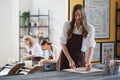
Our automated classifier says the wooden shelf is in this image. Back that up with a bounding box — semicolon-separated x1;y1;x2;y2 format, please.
30;15;49;17
29;35;37;38
30;26;49;28
20;15;49;17
20;35;49;39
29;35;49;38
38;37;49;39
20;35;37;38
20;47;26;49
20;36;23;38
20;26;29;28
20;26;49;28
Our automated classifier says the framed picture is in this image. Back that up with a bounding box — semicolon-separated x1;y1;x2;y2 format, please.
117;42;120;57
84;0;110;39
117;27;120;41
91;43;101;62
102;43;115;64
117;11;120;25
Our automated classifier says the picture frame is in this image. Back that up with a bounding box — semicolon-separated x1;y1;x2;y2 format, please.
102;42;115;64
91;43;101;62
116;42;120;57
117;27;120;41
84;0;110;39
117;11;120;25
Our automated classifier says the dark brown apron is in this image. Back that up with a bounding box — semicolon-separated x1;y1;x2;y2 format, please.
57;33;85;70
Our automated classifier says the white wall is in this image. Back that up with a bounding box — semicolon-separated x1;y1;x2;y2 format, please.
11;0;19;62
19;0;31;11
0;0;19;66
20;0;68;48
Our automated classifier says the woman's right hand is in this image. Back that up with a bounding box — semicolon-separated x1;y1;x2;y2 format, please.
61;44;76;69
69;60;76;69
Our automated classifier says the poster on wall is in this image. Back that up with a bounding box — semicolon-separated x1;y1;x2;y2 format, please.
91;43;101;62
102;43;114;64
117;42;120;57
117;12;120;25
84;0;110;39
117;27;120;41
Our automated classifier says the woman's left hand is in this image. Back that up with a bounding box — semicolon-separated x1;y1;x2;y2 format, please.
85;63;92;71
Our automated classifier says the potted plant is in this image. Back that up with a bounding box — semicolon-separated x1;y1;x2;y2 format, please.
21;11;30;28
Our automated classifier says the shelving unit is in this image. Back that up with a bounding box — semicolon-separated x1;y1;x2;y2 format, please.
116;1;120;59
19;10;50;61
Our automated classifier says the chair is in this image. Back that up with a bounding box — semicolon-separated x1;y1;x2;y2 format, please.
0;62;25;76
32;57;44;65
18;66;42;75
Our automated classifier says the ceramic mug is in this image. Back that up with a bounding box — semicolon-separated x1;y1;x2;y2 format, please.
24;60;32;68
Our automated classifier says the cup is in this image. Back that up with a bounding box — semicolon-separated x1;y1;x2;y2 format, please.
24;60;32;68
8;58;16;64
114;60;120;75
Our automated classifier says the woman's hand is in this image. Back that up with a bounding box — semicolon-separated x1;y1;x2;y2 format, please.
85;62;92;71
69;60;76;69
62;44;76;69
85;47;94;71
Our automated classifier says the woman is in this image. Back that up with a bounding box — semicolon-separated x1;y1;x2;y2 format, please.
39;39;60;65
22;35;44;63
57;4;96;71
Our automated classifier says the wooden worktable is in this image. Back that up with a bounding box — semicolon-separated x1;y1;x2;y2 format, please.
0;71;120;80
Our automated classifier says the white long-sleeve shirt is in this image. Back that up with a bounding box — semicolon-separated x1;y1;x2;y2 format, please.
43;45;61;60
26;43;44;57
60;21;96;52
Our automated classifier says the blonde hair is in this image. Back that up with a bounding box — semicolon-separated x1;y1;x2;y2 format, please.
23;35;35;48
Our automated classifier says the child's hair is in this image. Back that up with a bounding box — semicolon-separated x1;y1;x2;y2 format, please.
40;39;51;45
40;39;53;52
23;35;35;48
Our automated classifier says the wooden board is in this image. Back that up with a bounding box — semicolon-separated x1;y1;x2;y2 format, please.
63;67;103;74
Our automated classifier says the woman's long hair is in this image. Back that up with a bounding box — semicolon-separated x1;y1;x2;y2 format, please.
40;39;53;52
68;4;88;39
23;35;35;48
